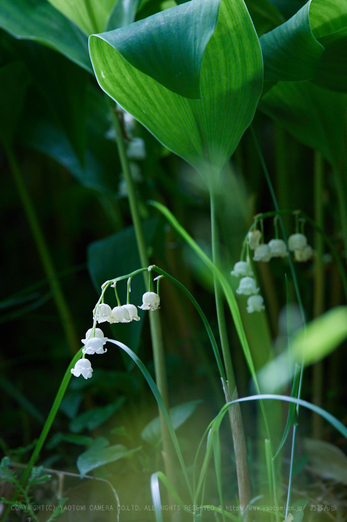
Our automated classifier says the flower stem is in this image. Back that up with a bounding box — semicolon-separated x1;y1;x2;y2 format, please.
108;100;175;487
210;190;251;517
4;143;80;356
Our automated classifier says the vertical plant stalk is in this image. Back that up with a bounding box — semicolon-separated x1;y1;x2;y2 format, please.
108;101;175;488
4;144;80;356
312;152;325;438
210;190;251;516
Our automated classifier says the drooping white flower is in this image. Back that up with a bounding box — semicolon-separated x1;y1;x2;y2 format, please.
94;303;112;323
231;261;253;278
81;328;108;345
294;245;314;262
111;305;131;323
139;292;160;311
253;244;272;262
123;304;140;321
71;358;93;379
288;233;308;251
248;230;262;250
246;295;265;313
82;338;107;355
236;277;259;296
268;239;288;258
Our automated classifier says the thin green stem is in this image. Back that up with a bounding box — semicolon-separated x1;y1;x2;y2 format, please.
4;144;80;357
108;100;174;489
210;190;251;516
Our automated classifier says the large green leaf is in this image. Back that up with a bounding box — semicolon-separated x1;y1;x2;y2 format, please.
0;0;91;73
89;0;263;178
47;0;118;35
260;81;347;170
141;400;202;445
260;0;347;90
77;436;140;478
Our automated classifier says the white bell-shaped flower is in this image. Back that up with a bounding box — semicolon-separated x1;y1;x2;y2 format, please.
111;305;131;323
94;303;112;323
231;261;253;278
81;328;108;345
71;358;93;379
288;233;308;251
82;338;107;355
248;230;262;250
123;304;140;321
294;245;314;262
253;244;272;262
139;292;160;311
236;277;259;296
268;239;288;258
247;295;265;313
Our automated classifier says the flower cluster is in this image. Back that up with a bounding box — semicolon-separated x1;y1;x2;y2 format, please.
71;291;160;379
249;230;288;262
248;228;313;263
231;260;265;314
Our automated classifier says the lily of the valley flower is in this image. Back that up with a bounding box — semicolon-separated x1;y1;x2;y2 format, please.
83;338;107;355
71;358;93;379
94;303;112;323
288;233;307;251
247;295;265;313
82;327;108;355
294;244;314;262
111;304;140;323
139;291;160;311
268;239;288;258
236;277;259;296
248;230;262;250
82;328;108;344
253;244;272;262
231;261;253;278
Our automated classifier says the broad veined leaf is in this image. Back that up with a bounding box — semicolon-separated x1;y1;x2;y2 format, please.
261;0;347;90
47;0;118;35
89;0;263;179
0;0;91;73
69;398;125;433
141;400;202;445
260;81;347;170
77;436;140;477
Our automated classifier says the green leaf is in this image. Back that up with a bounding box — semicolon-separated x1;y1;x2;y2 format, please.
77;436;139;478
141;400;202;445
0;0;91;73
260;0;347;89
0;61;30;147
106;0;141;30
69;398;125;433
89;0;263;176
93;0;221;100
260;82;347;170
20;84;120;193
47;0;118;34
245;0;285;36
260;2;324;81
20;43;89;166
